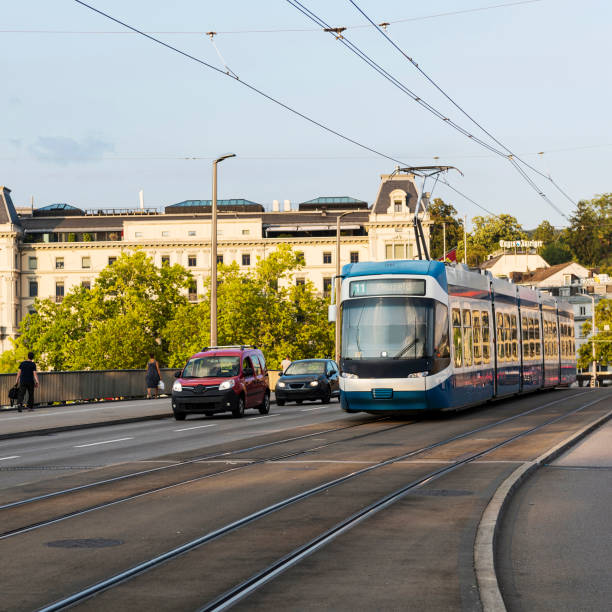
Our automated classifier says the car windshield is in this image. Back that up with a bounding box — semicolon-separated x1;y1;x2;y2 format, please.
341;297;437;360
182;356;239;378
284;361;325;375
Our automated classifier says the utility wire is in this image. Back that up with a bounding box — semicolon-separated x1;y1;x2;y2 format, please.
286;0;569;220
71;1;505;221
347;0;576;210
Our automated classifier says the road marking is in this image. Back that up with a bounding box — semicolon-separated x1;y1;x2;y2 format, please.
0;456;20;461
74;437;134;448
174;424;217;432
248;414;280;421
300;406;327;411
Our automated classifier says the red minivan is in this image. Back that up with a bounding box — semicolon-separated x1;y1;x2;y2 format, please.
171;345;269;420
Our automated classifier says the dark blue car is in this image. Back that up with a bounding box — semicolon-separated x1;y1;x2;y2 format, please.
275;359;339;406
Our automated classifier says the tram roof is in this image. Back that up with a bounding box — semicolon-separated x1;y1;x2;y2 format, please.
341;259;448;289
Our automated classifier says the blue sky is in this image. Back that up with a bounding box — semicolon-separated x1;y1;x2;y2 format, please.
2;0;611;228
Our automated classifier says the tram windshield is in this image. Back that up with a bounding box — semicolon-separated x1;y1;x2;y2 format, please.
341;297;448;360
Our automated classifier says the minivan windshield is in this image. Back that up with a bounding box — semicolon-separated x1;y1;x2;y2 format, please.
284;361;325;375
182;356;239;378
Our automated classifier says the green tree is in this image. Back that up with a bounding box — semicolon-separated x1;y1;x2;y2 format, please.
458;214;527;266
427;197;464;259
564;194;612;267
532;220;556;244
578;298;612;370
540;242;573;266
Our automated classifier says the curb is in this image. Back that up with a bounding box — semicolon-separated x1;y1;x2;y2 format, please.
474;407;612;612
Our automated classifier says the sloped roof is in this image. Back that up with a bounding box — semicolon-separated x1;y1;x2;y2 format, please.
371;175;419;214
0;186;22;226
166;199;260;208
481;255;503;269
522;262;576;283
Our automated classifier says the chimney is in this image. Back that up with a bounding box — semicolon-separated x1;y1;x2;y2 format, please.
283;199;291;212
272;199;280;212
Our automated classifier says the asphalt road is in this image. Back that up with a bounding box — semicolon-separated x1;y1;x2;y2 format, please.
0;399;353;489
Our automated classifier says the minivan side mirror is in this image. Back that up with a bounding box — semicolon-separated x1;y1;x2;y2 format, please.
174;371;182;378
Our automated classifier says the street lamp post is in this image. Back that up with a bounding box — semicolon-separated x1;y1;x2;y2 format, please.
335;211;357;363
590;295;597;387
210;153;236;347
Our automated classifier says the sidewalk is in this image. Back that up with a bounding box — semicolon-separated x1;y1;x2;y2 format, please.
0;398;173;440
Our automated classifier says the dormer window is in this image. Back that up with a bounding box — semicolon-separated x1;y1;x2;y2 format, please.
394;200;402;213
387;189;407;214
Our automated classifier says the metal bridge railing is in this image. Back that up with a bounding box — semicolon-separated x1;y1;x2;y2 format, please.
0;369;177;408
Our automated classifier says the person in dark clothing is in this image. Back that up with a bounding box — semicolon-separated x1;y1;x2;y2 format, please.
16;352;40;412
146;353;162;398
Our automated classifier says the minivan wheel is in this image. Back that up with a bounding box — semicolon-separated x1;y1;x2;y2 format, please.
173;410;186;421
232;396;245;418
258;393;270;415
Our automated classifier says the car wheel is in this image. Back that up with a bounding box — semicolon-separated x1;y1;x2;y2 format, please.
173;410;186;421
205;411;214;417
276;400;285;406
258;393;270;415
321;387;331;404
296;400;303;405
232;396;245;418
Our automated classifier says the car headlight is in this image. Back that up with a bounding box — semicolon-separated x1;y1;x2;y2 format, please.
309;380;319;387
341;372;359;379
407;371;429;378
172;381;182;392
277;381;286;388
219;379;235;391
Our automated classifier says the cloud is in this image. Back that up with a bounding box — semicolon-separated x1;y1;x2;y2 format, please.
29;136;114;165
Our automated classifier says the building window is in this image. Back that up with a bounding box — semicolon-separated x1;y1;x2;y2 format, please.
29;281;38;297
188;282;197;302
323;252;332;265
55;282;64;303
296;278;305;286
161;255;170;266
188;255;197;267
135;232;143;238
108;256;117;266
350;251;359;263
563;274;572;286
242;253;251;266
217;254;223;265
579;306;586;316
28;256;38;270
188;230;196;237
55;257;64;269
162;231;169;237
296;251;305;264
81;280;91;290
82;256;91;269
323;277;332;296
242;229;250;235
394;200;402;212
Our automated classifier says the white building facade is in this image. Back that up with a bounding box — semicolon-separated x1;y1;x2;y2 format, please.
0;171;431;353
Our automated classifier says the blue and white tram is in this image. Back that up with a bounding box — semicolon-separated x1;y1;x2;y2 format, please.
332;260;576;414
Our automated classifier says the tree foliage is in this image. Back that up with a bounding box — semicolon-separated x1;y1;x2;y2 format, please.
427;198;464;259
163;244;333;369
563;194;612;267
458;214;527;266
540;242;573;266
578;298;612;370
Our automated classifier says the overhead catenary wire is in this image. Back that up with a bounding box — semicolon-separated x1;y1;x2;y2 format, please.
71;1;506;221
346;0;576;209
285;0;569;220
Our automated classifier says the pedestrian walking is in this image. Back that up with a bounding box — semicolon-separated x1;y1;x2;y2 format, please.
280;356;292;373
146;353;162;398
16;352;39;412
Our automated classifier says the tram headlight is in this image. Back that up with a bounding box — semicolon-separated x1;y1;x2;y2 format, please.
341;372;359;379
407;371;429;378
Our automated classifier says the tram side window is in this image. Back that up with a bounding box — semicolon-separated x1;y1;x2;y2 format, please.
481;311;491;364
452;308;462;368
525;317;533;359
472;310;482;365
434;302;450;359
511;314;518;360
521;316;528;342
462;309;473;367
534;317;541;357
497;312;505;362
503;313;511;361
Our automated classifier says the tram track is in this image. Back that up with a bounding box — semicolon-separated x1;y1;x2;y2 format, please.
29;389;610;611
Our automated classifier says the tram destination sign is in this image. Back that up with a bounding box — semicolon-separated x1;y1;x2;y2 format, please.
499;239;543;248
349;278;426;297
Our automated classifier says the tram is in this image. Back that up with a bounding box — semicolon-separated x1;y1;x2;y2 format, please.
330;260;576;414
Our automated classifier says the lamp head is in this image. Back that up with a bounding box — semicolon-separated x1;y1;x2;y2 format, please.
215;153;236;164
